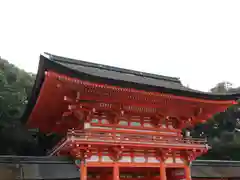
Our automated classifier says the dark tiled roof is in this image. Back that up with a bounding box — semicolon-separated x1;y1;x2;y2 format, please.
45;53;240;98
38;53;240;100
192;166;222;178
192;160;240;178
0;156;240;179
46;53;185;90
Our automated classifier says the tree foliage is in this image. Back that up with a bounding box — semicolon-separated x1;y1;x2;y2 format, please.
0;57;38;155
193;82;240;160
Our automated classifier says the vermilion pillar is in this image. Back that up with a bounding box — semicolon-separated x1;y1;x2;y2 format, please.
80;160;87;180
160;161;167;180
184;165;191;180
113;164;119;180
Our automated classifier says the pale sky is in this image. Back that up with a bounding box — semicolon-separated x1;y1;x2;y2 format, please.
0;0;240;92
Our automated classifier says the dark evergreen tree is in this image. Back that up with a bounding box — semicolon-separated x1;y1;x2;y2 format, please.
0;57;37;155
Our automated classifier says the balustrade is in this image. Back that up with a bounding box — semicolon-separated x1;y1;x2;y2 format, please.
67;130;207;147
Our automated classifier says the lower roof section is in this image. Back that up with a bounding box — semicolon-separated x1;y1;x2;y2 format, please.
0;156;239;179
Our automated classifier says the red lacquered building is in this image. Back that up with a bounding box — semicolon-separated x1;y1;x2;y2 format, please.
24;53;239;180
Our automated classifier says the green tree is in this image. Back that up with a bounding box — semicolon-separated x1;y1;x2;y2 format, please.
194;81;240;160
0;57;37;155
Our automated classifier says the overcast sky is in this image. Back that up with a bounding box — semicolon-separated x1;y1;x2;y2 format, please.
0;0;240;92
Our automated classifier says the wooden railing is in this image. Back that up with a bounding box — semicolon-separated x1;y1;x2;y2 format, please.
66;130;207;147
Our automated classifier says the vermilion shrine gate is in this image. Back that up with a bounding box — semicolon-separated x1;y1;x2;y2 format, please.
24;53;239;180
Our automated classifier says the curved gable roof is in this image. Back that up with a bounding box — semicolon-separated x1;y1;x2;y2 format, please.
22;53;240;123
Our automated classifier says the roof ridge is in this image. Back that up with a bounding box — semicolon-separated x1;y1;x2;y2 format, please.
44;52;182;84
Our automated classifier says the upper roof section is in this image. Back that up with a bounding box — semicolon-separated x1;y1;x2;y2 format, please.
42;53;189;93
35;53;239;100
22;53;239;131
45;53;182;88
